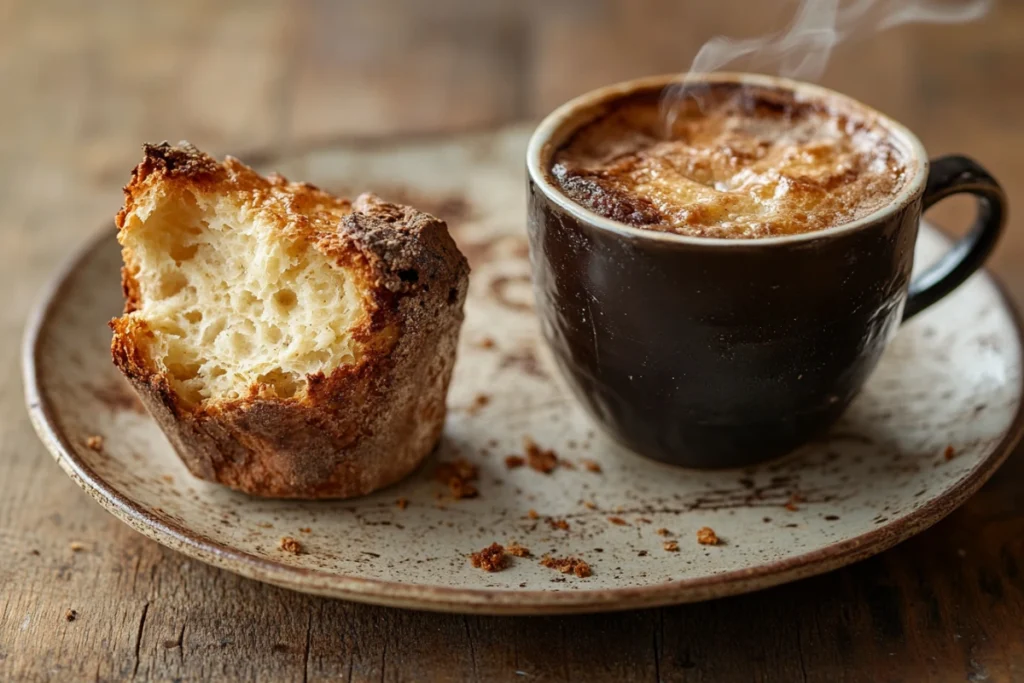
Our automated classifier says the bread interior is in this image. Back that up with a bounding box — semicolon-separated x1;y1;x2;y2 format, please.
120;190;366;405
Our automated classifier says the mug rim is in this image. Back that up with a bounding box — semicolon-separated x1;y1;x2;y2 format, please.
526;72;930;247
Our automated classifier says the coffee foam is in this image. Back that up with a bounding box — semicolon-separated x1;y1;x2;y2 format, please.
551;85;909;239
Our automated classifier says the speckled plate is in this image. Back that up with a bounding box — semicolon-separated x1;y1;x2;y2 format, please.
23;127;1024;614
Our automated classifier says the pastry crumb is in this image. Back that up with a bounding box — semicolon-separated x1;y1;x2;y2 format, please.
65;609;78;622
548;518;570;531
607;516;628;526
504;455;526;469
581;459;602;473
69;542;86;553
524;437;559;473
478;337;496;349
784;493;805;511
656;528;673;537
696;527;720;546
436;458;479;500
637;517;652;524
467;393;490;415
396;497;409;510
280;537;302;554
448;478;479;500
527;509;539;520
470;543;507;572
944;445;956;461
435;458;478;483
541;555;591;578
85;435;104;452
298;527;312;534
582;501;597;510
663;541;680;552
506;542;531;558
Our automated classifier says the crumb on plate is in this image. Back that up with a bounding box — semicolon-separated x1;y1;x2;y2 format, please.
696;527;719;545
280;537;302;554
470;543;507;572
504;455;525;469
524;438;558;473
541;555;591;578
506;542;531;558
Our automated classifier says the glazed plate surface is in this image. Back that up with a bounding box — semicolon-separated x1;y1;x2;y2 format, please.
23;127;1024;614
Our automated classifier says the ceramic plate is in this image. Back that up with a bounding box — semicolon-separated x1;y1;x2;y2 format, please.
23;127;1024;614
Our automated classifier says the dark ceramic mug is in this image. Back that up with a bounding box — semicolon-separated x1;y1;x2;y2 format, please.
526;73;1007;468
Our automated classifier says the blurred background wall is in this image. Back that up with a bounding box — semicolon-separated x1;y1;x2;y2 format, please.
2;0;1021;295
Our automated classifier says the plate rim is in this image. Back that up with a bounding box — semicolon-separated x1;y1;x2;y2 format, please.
23;222;1024;616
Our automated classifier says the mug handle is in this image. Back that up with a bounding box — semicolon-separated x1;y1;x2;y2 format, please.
903;155;1007;320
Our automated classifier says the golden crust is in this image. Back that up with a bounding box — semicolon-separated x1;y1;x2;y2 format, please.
111;142;470;499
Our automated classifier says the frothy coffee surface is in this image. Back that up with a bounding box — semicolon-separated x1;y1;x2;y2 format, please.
551;85;909;238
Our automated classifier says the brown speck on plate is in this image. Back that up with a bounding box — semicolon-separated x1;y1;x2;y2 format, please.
22;128;1024;615
65;609;78;622
467;393;490;415
663;541;680;552
85;435;103;452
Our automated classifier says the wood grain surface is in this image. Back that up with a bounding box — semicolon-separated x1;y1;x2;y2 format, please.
2;1;1022;680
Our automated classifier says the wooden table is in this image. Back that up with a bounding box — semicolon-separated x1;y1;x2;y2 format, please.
2;1;1023;680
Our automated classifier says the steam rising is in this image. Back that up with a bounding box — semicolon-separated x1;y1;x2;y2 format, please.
662;0;992;123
